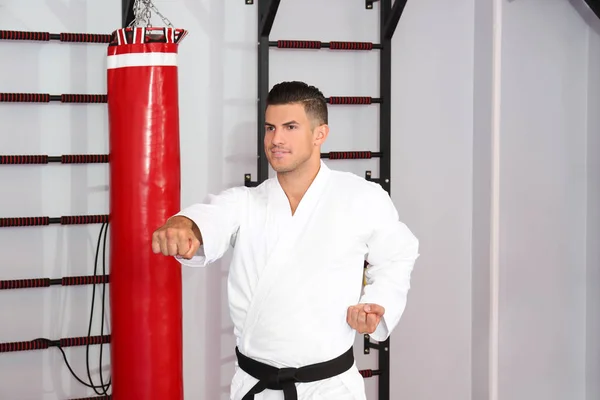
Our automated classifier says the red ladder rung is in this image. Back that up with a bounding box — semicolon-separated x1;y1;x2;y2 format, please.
270;40;380;50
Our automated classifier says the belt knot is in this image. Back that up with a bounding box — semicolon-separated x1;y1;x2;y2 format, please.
272;367;298;387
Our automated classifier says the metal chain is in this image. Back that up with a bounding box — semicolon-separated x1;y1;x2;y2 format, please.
129;0;173;28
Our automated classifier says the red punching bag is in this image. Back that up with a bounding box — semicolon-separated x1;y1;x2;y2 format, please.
107;26;188;399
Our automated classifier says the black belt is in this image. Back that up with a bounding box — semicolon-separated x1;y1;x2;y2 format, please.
235;346;354;400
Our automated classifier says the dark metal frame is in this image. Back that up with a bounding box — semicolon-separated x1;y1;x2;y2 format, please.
585;0;600;19
122;0;136;27
245;1;408;399
379;0;392;195
256;0;281;183
368;6;393;392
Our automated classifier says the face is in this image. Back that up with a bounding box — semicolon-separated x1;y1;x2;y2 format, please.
264;103;328;174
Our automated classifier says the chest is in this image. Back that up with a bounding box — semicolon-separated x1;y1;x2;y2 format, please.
238;192;371;263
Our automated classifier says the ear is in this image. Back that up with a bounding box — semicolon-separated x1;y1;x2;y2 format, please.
313;124;329;146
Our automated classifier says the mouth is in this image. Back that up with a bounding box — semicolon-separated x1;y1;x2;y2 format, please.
270;149;289;158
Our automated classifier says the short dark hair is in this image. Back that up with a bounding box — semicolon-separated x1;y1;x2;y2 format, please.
266;81;328;126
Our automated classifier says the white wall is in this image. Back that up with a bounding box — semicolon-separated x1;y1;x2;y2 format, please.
0;0;599;400
472;0;494;398
496;1;589;399
581;2;600;399
388;0;475;398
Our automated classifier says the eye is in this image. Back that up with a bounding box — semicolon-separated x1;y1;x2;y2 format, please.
287;125;297;130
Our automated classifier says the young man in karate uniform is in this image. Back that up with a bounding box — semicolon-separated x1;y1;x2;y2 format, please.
152;81;419;400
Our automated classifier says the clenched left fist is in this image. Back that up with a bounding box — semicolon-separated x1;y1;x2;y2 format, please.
346;303;385;334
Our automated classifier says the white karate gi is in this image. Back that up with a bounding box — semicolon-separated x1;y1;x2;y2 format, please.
175;161;419;400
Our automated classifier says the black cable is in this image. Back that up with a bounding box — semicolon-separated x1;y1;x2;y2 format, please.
98;222;109;391
51;222;111;394
86;222;102;388
28;337;108;390
58;344;110;390
85;222;111;395
86;222;103;392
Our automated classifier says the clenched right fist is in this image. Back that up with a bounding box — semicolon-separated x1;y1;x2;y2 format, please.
152;216;202;260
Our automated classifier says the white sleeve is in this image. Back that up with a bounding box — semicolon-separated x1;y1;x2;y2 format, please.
173;186;247;268
359;186;420;342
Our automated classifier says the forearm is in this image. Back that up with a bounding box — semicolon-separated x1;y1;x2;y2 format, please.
359;259;415;340
173;188;245;266
361;223;419;341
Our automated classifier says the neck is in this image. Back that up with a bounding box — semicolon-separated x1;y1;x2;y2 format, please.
277;157;321;201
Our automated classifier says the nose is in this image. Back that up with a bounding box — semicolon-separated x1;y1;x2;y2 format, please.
270;127;285;146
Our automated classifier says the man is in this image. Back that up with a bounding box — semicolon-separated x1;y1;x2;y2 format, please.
152;81;419;400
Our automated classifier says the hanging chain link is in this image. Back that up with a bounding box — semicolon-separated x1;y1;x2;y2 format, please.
129;0;173;28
